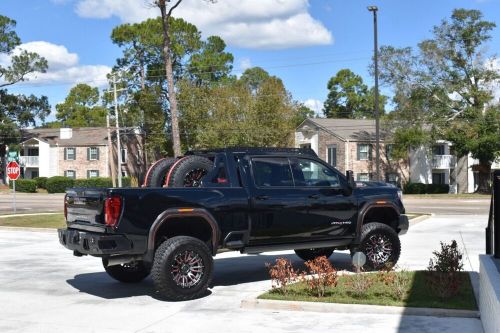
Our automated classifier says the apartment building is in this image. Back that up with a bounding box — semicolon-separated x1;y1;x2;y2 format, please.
17;127;146;182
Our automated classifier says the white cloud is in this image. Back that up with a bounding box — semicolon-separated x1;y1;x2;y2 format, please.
239;58;252;71
0;41;111;87
72;0;333;49
303;98;323;116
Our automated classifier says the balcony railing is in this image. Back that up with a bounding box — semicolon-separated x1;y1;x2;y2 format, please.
19;156;39;167
432;155;456;169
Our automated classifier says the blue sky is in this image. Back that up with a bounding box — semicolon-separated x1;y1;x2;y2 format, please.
1;0;499;122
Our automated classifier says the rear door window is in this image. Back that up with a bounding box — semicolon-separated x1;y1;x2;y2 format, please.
252;157;293;187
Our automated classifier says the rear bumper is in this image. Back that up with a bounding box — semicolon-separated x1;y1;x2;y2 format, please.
58;228;133;256
398;214;409;235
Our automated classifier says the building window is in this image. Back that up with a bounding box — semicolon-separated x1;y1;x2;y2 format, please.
87;170;99;178
433;144;445;155
64;170;76;179
300;143;311;150
65;147;76;160
386;173;400;187
386;144;394;160
357;144;372;161
88;147;99;160
327;145;337;167
121;148;127;164
432;172;446;185
357;173;371;181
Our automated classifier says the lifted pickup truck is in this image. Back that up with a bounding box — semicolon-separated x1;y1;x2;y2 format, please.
58;148;408;301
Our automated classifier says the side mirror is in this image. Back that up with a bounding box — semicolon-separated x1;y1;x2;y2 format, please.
346;170;356;189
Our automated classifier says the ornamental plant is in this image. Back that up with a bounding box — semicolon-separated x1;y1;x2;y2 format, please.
426;240;464;299
266;258;298;295
302;256;338;297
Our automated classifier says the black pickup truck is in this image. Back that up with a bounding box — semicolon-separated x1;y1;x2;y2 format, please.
58;148;408;301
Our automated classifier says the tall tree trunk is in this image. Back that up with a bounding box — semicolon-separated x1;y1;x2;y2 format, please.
157;0;182;157
475;162;492;194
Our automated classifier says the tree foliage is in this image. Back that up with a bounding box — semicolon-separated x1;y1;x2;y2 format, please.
0;15;50;148
378;9;499;191
323;69;386;119
178;68;301;149
0;15;48;88
111;16;234;159
55;84;107;127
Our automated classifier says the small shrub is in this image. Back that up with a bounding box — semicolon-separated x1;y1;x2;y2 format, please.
426;240;464;299
266;258;298;295
403;182;449;194
33;177;48;189
345;270;373;298
302;256;338;297
377;267;412;301
9;179;37;193
46;176;75;193
73;177;113;188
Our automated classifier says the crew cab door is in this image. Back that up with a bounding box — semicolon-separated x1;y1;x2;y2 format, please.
246;156;310;245
290;157;358;238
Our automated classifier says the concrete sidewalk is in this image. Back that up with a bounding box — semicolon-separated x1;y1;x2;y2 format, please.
0;214;487;333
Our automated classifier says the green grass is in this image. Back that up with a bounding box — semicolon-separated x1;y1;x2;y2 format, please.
259;271;477;310
0;214;66;229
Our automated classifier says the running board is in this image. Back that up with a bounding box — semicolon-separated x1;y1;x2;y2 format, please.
241;239;353;254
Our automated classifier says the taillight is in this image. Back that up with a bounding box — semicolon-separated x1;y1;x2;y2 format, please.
64;194;68;220
105;196;122;227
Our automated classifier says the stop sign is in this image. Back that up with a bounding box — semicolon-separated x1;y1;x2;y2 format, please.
7;161;20;181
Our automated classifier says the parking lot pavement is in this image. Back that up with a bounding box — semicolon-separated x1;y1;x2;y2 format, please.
0;214;488;333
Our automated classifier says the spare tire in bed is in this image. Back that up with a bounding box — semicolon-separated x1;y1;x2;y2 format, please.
143;157;177;187
165;155;213;188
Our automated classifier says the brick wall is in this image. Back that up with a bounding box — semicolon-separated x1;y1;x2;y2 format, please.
317;128;409;184
58;146;109;179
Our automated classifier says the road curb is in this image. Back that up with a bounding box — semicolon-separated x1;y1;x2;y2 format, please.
241;298;480;318
408;213;433;226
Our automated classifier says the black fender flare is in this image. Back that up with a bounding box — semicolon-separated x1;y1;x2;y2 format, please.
144;208;221;264
354;200;400;244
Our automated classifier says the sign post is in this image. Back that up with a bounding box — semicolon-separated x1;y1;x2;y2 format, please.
7;161;20;214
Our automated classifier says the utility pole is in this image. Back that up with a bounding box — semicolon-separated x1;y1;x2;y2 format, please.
368;5;381;181
106;112;116;187
113;74;123;187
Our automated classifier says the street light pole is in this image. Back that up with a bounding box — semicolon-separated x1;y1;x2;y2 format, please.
368;5;381;181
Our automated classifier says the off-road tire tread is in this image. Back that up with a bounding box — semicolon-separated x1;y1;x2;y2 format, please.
152;236;213;301
144;157;177;187
360;222;401;270
167;156;213;188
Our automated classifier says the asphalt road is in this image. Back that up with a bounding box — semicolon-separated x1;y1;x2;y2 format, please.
403;196;490;216
0;192;65;215
0;213;487;333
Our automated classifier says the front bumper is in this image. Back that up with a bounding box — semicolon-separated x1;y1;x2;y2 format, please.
398;214;409;235
58;228;133;256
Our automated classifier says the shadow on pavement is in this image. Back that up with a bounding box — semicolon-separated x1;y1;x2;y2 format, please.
66;251;353;300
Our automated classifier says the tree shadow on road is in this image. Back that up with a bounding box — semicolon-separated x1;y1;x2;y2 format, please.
66;251;353;300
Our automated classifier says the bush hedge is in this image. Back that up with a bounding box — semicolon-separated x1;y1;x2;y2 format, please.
46;176;75;193
9;179;37;193
403;182;449;194
33;177;48;189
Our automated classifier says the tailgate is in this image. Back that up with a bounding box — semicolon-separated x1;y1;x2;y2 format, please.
65;188;108;230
